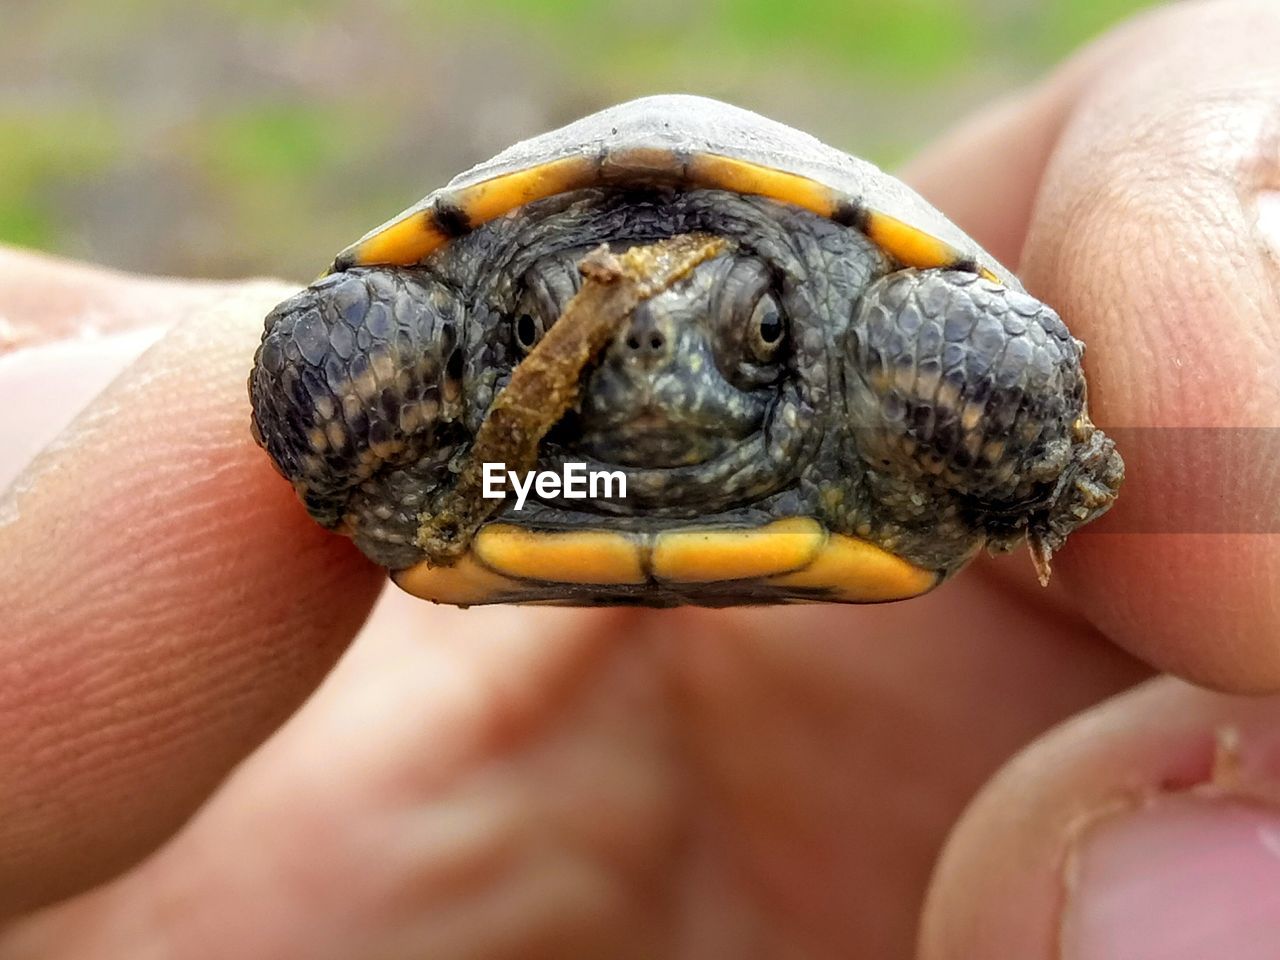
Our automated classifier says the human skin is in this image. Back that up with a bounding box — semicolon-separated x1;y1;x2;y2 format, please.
1;1;1278;957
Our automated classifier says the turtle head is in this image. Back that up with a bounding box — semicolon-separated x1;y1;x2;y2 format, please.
465;191;866;520
516;246;787;471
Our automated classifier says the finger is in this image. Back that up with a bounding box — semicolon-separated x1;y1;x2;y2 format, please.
0;249;167;488
0;246;291;489
898;9;1133;267
918;676;1280;959
0;325;161;489
0;267;383;916
0;246;234;350
903;0;1280;691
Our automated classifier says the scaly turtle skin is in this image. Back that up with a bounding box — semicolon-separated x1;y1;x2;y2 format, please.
248;95;1122;607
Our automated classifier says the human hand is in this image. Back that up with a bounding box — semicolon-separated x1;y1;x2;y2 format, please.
2;2;1278;957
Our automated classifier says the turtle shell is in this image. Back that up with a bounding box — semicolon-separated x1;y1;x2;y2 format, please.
249;95;1119;607
330;94;1018;289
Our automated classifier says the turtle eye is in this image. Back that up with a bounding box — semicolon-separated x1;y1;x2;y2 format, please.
512;256;580;356
511;287;554;356
514;310;544;353
746;293;786;363
711;259;787;389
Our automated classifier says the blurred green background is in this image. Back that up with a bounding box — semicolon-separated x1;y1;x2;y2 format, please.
1;0;1152;281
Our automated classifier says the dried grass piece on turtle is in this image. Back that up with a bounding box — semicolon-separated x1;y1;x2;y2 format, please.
416;233;728;564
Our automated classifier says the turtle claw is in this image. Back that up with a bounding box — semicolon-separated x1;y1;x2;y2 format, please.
1028;534;1054;586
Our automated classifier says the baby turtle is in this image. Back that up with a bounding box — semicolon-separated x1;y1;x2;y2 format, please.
249;95;1122;606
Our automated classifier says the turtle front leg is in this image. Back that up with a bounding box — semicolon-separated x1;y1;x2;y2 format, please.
249;268;469;568
843;268;1122;577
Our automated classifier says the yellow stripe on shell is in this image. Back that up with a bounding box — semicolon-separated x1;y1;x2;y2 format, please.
341;156;597;268
862;209;970;272
769;532;937;602
651;517;825;582
339;149;998;284
473;524;646;585
345;213;450;269
392;552;522;606
451;155;597;227
685;153;839;218
392;518;937;604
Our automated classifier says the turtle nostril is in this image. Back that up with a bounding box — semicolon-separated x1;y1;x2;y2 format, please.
617;312;669;363
622;331;665;354
623;330;666;355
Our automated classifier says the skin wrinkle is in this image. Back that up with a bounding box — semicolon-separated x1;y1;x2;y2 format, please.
916;0;1280;942
661;630;830;954
911;1;1280;943
0;328;168;484
6;554;335;876
0;547;1146;957
678;605;985;955
497;646;682;952
1245;135;1280;313
919;682;1265;960
349;612;626;801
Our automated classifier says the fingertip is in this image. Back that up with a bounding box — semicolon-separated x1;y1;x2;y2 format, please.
919;679;1280;960
1016;1;1280;690
0;277;383;914
907;0;1280;691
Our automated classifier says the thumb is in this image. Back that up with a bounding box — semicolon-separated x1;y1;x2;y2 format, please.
905;0;1280;692
919;677;1280;959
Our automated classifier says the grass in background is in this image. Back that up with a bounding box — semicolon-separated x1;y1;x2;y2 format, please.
0;0;1153;278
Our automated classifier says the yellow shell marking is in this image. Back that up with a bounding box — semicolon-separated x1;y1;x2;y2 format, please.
473;525;645;585
339;156;595;268
452;155;597;227
651;517;825;582
770;532;937;602
339;149;1000;285
392;552;521;606
685;154;840;218
346;213;449;269
862;209;1000;281
392;518;937;604
863;210;961;271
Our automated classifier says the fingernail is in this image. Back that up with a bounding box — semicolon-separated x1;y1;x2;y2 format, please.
0;327;166;490
1063;795;1280;959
